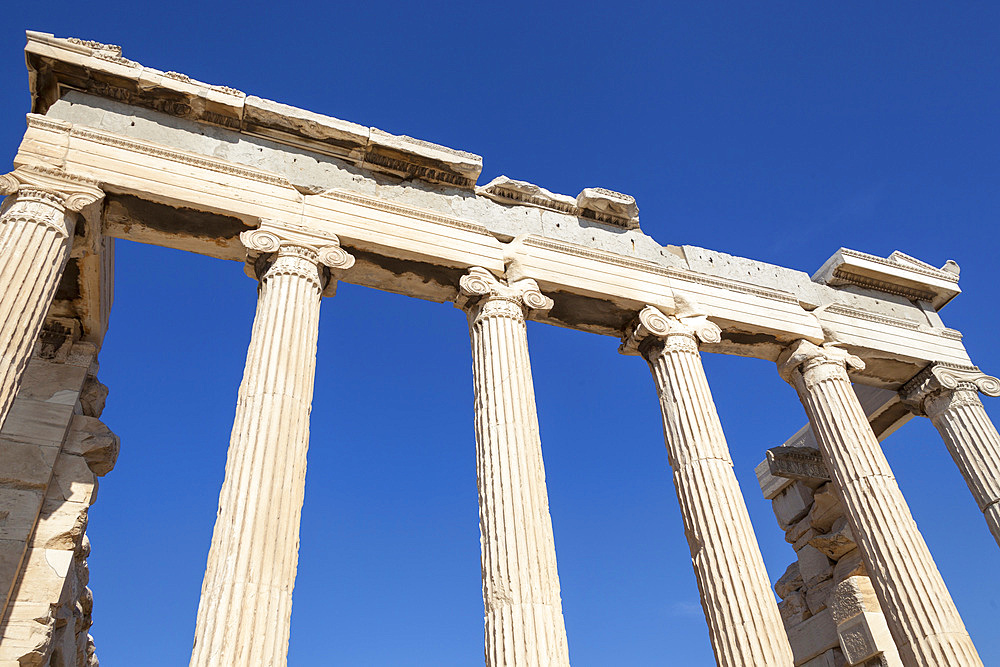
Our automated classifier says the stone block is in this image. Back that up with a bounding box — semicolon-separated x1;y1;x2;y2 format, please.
575;187;640;228
779;590;810;627
806;578;834;615
0;488;45;541
243;95;369;158
34;318;80;363
775;561;803;599
809;519;856;560
64;416;119;476
0;440;60;488
0;399;74;447
0;599;53;663
1;537;26;603
787;515;815;544
774;482;814;529
767;445;830;484
833;549;866;582
797;544;834;588
794;527;821;552
13;548;74;604
808;483;843;532
787;608;839;665
837;612;897;665
32;498;88;551
757;458;793;499
14;361;88;404
800;648;847;667
830;576;880;624
50;455;97;505
78;378;108;418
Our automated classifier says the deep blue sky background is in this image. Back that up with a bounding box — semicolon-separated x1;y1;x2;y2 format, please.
2;3;999;665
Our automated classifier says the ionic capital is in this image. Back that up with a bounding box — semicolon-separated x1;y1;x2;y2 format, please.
619;305;721;357
456;266;553;322
777;339;865;389
240;219;355;284
0;165;104;215
899;363;1000;416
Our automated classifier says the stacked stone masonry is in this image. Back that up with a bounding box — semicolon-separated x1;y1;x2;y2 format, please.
1;31;999;666
0;321;117;667
760;471;903;666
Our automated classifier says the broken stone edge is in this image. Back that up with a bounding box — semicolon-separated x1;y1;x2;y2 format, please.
25;31;483;189
476;176;640;230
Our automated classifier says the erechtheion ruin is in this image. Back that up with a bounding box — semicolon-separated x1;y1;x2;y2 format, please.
1;32;998;667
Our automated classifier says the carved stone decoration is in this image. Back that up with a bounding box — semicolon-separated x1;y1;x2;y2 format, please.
901;363;1000;547
831;577;904;666
190;221;353;667
474;177;641;229
457;265;554;318
0;166;103;429
240;218;355;288
620;305;795;667
575;187;640;228
767;446;831;484
456;267;570;667
618;304;721;356
778;339;983;667
475;175;579;215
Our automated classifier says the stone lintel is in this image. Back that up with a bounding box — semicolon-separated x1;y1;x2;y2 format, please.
17;40;981;382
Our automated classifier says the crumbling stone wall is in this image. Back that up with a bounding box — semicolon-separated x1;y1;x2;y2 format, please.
0;321;118;666
759;455;902;666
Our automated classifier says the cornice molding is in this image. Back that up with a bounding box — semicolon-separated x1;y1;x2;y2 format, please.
477;177;640;230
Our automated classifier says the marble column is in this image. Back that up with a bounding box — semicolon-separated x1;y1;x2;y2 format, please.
457;266;570;667
621;306;794;667
778;340;982;667
0;167;102;428
900;363;1000;547
190;220;354;667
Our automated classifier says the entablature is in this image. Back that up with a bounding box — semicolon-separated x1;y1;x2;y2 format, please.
8;32;979;386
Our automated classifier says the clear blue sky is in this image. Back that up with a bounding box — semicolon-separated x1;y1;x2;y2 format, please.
2;3;999;664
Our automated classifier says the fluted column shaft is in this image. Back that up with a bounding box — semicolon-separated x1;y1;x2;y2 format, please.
191;222;353;667
901;364;1000;548
779;341;981;667
623;306;793;667
0;169;102;428
459;267;570;667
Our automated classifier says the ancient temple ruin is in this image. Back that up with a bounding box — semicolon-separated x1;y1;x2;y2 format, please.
1;32;998;667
